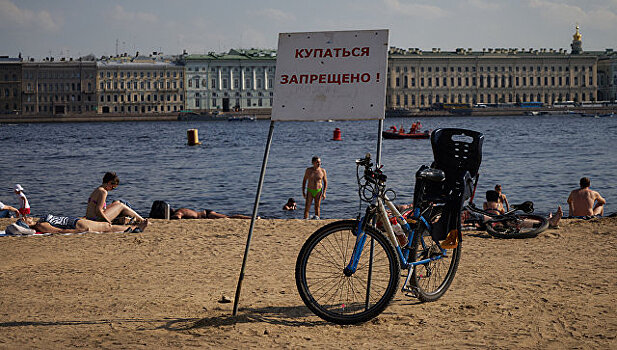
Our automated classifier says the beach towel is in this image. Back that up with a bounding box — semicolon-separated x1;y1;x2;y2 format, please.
4;223;37;235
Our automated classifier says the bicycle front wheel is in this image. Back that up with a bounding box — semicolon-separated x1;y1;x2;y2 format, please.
486;214;549;238
409;207;461;302
295;220;400;325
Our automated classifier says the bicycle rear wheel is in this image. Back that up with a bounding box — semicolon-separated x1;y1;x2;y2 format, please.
409;207;461;302
295;220;400;325
486;214;548;238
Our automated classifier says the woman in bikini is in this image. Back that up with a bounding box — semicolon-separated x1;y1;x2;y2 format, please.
86;172;144;224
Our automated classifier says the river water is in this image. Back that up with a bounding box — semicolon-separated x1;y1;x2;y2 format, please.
1;114;615;219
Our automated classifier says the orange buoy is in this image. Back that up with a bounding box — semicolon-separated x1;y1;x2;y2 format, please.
187;129;201;145
332;128;342;141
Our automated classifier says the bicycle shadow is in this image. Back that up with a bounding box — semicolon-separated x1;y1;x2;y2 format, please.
463;230;492;239
0;305;326;332
162;305;327;331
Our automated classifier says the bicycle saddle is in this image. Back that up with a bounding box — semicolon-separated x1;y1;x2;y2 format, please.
511;201;534;213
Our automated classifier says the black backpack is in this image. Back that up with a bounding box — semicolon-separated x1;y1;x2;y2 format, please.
149;200;170;219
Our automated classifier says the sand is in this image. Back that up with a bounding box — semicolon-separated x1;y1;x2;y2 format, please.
1;216;616;349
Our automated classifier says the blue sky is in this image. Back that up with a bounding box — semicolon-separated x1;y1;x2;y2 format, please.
1;0;616;59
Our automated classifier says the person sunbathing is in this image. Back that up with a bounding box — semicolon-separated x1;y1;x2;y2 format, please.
18;215;148;234
170;207;251;219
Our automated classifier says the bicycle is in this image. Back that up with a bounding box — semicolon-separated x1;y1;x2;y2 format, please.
295;128;484;324
464;200;549;239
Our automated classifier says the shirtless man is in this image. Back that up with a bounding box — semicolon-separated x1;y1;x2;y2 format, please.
567;177;606;217
302;156;328;219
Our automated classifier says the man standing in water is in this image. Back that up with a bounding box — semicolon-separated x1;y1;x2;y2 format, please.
567;177;606;217
302;156;328;220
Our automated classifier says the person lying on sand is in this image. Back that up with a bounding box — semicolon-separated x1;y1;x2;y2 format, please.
170;208;251;220
18;215;148;234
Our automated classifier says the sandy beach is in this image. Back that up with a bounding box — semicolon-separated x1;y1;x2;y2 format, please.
1;216;615;349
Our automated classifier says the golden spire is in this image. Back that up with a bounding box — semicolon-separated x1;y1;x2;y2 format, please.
573;25;582;41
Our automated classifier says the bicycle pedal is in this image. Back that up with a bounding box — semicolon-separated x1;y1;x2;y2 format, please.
401;286;419;299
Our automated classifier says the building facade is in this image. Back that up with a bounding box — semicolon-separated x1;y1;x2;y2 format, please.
21;59;97;115
0;56;23;114
183;49;276;112
386;27;597;108
96;55;184;114
597;49;617;102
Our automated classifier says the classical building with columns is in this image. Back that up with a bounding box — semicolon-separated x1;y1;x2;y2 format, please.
386;26;598;108
183;49;276;112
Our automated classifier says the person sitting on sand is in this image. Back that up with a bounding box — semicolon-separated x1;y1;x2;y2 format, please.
170;207;251;220
484;190;505;215
18;215;148;234
86;172;145;224
567;177;606;217
283;198;297;211
494;184;510;212
0;200;21;218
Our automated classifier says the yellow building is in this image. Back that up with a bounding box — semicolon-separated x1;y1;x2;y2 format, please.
386;26;597;108
96;54;184;114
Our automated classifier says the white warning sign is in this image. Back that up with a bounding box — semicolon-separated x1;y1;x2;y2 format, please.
271;29;389;121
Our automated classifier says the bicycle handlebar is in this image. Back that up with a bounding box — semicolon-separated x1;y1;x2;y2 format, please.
356;153;388;202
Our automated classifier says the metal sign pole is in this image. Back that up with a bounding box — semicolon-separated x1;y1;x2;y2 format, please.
233;120;276;316
376;118;384;166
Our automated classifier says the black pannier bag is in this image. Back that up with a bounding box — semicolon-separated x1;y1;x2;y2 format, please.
149;200;170;219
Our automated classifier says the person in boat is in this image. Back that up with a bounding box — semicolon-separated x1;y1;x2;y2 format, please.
16;215;148;234
494;184;510;211
86;172;145;224
170;207;251;219
567;177;606;217
387;125;398;133
302;156;328;220
409;121;422;133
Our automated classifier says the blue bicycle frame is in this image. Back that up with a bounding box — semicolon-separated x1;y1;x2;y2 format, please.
346;194;448;278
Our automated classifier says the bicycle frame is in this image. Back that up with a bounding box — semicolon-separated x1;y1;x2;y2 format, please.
346;192;448;275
